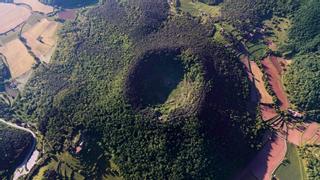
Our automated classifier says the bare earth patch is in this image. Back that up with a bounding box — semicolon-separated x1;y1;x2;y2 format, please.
262;56;290;110
14;0;53;14
0;3;31;34
250;61;274;104
0;39;35;78
22;19;60;63
260;104;278;121
58;9;77;20
287;126;303;146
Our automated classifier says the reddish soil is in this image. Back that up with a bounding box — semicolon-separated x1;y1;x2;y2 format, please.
238;133;286;180
287;127;302;146
240;56;253;80
269;56;283;74
58;9;76;20
286;122;320;146
261;56;289;110
301;123;320;144
260;104;277;121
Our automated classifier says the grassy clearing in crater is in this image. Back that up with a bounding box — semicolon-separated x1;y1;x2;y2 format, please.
126;50;184;108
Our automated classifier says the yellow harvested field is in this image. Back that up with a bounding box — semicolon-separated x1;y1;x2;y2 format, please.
14;0;53;14
22;19;60;63
250;61;274;104
0;39;35;78
0;3;31;34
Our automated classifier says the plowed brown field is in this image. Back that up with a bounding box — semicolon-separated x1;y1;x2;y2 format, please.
14;0;53;14
0;3;31;34
22;19;60;63
0;39;35;78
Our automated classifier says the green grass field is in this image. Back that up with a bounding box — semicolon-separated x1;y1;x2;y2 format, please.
179;0;221;17
33;153;85;180
264;16;291;50
246;40;268;61
274;143;307;180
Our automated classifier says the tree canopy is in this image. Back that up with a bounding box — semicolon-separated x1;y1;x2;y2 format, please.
284;54;320;114
0;123;33;177
287;0;320;53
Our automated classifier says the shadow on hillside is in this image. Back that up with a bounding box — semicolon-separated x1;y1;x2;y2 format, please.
237;132;282;180
56;0;98;9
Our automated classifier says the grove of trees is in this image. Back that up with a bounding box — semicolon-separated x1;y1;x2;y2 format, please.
284;54;320;121
0;57;10;92
0;123;33;178
286;0;320;53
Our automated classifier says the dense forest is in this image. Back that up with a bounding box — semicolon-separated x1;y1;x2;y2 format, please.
284;54;320;120
14;0;265;178
221;0;301;32
198;0;223;5
286;0;320;54
299;145;320;180
0;123;33;178
39;0;98;8
0;57;10;92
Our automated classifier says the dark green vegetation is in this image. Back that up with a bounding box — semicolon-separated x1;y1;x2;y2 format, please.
0;97;12;119
284;54;320;121
0;123;33;178
275;143;306;180
0;0;13;3
39;0;98;8
14;0;265;179
198;0;223;5
221;0;300;33
125;50;185;108
286;0;320;54
299;145;320;180
0;56;10;92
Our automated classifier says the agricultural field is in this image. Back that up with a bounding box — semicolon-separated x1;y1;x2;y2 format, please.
0;3;31;34
178;0;221;17
58;9;77;20
275;143;306;180
0;39;35;79
264;16;291;51
14;0;54;14
262;56;290;110
33;153;85;180
22;18;60;63
250;61;273;104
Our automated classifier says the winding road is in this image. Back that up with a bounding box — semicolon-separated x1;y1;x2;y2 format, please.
0;118;39;180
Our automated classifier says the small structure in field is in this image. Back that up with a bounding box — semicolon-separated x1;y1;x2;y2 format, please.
288;109;303;119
